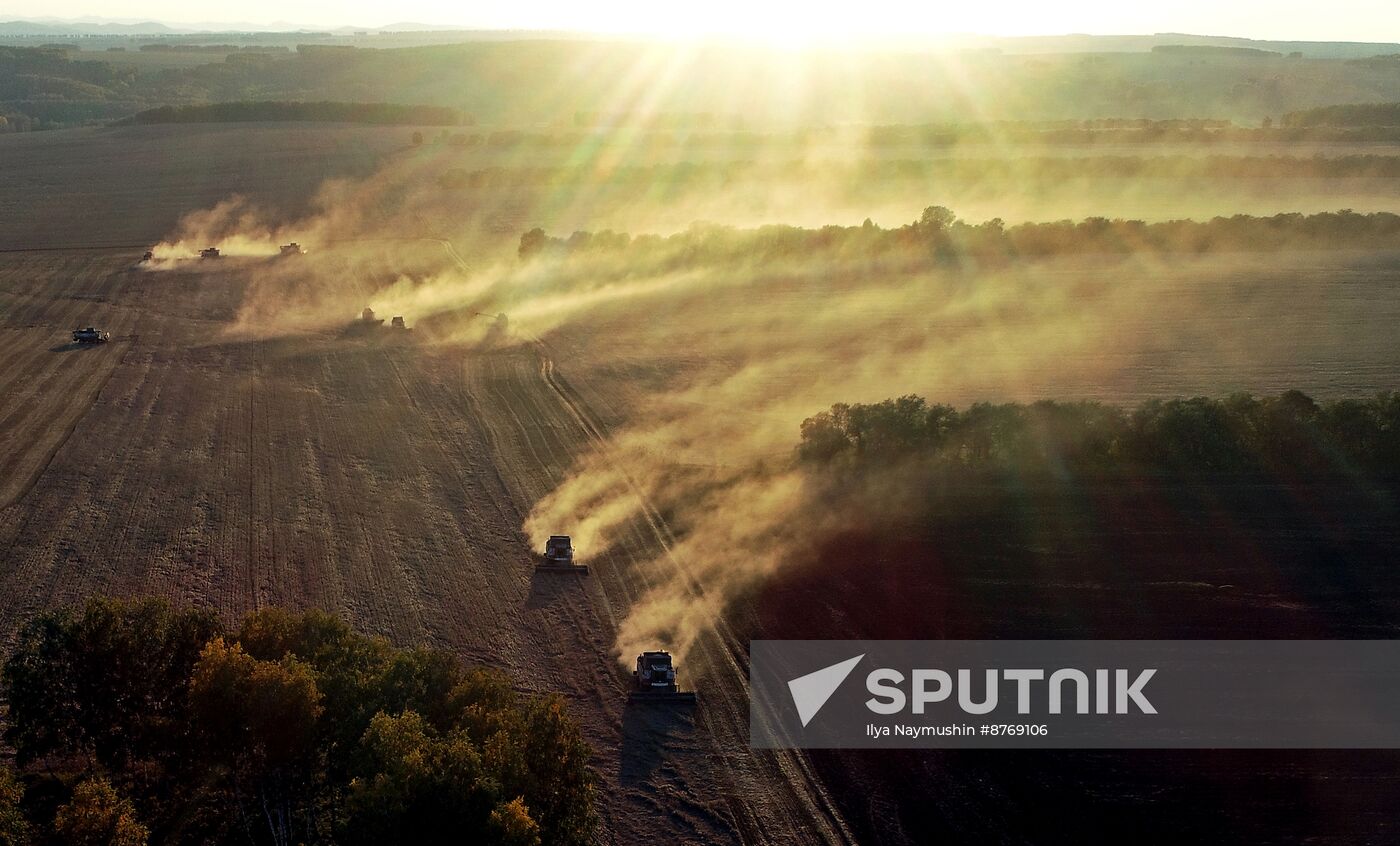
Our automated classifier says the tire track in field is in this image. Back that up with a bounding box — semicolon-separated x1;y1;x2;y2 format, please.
531;341;856;846
0;255;135;511
424;236;852;845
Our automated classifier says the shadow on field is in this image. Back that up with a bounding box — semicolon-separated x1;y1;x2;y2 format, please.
525;570;588;609
755;477;1400;844
49;342;103;353
619;697;697;786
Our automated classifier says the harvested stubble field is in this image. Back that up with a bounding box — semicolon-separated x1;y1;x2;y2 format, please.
6;122;1400;845
0;246;853;845
6;242;1400;843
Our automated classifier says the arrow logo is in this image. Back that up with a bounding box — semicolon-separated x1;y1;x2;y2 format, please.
787;654;865;727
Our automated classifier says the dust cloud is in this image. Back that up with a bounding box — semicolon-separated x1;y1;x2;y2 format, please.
150;141;1337;669
517;251;1188;665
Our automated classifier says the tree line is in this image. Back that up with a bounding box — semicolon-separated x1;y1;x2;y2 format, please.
443;154;1400;192
518;207;1400;265
797;391;1400;479
432;123;1400;153
119;100;464;127
1282;103;1400;128
7;39;1400;132
0;599;594;845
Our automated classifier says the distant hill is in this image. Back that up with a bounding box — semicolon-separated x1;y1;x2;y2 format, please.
0;20;179;36
0;20;1398;58
4;35;1400;131
951;32;1400;59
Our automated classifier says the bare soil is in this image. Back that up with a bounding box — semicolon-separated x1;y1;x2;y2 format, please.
0;250;858;844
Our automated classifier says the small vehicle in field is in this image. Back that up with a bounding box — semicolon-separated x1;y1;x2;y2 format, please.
72;327;110;344
142;250;154;262
630;651;697;702
200;247;221;259
537;534;587;573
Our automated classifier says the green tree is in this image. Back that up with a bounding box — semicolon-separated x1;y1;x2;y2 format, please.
508;696;596;845
0;766;28;846
341;711;495;845
188;639;324;845
1;602;597;845
918;205;956;232
53;778;148;846
2;598;221;770
488;797;541;846
518;228;548;259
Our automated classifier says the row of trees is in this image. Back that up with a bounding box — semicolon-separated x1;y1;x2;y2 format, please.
0;599;594;845
120;100;465;126
519;207;1400;264
797;391;1400;479
1282;102;1400;128
447;153;1400;192
434;123;1400;152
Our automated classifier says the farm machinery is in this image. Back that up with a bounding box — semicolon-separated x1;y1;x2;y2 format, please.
72;327;110;344
537;535;587;574
629;651;697;703
279;242;306;256
344;308;415;338
200;247;221;259
474;311;509;330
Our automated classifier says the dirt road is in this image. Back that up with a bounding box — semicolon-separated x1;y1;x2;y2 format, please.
0;249;851;845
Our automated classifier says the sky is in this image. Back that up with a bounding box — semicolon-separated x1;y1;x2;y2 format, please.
0;0;1397;43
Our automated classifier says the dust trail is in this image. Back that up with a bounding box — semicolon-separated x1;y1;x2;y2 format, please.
517;247;1194;665
149;151;1256;668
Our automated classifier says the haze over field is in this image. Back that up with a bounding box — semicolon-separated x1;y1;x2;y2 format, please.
6;1;1400;41
123;143;1400;669
3;8;1400;844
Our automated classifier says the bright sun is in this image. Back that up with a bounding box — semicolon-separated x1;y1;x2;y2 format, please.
547;1;1086;46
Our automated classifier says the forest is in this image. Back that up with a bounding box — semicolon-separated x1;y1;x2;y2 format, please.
796;391;1400;479
119;101;465;126
0;599;594;846
517;208;1400;266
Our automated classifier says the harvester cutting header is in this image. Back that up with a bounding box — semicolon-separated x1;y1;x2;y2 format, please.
537;535;588;574
631;651;697;703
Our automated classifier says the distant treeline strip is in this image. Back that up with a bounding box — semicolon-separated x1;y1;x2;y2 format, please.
116;100;465;127
442;154;1400;190
1151;44;1283;57
519;207;1400;264
1283;103;1400;128
798;391;1400;480
422;123;1400;151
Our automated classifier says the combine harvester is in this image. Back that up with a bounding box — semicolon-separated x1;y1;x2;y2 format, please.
280;242;306;257
72;327;110;344
200;247;221;260
537;535;587;574
630;651;698;703
347;307;385;332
